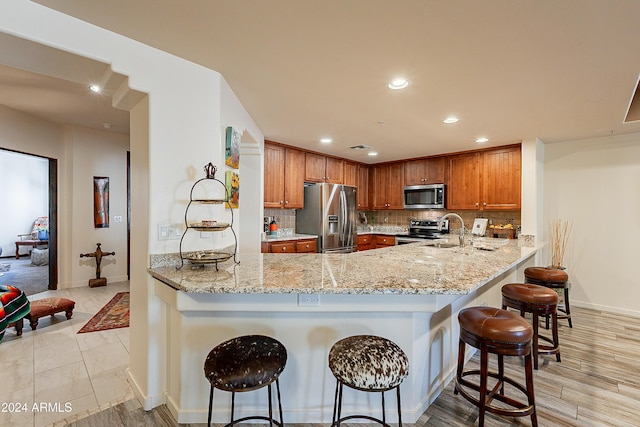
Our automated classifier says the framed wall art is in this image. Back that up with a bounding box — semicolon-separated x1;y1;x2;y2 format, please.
225;170;239;209
225;126;240;169
93;176;109;228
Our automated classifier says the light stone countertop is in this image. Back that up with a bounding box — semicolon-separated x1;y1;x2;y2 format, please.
149;237;541;296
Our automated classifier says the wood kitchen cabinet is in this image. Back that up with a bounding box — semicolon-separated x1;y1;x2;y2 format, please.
404;157;445;185
261;238;317;253
343;161;358;187
371;163;404;209
357;234;373;251
305;152;344;184
373;234;396;248
357;165;369;210
264;142;305;209
447;145;521;210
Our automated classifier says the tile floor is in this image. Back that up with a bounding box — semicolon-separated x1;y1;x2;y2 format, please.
0;281;132;427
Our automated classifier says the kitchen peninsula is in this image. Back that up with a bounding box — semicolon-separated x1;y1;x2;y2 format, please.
149;238;540;424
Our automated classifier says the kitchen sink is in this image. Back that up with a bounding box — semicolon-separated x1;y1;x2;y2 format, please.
422;241;459;248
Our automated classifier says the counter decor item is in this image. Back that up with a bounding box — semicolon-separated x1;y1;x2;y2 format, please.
550;219;572;269
178;163;238;271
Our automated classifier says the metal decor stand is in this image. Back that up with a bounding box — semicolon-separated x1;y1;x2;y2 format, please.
177;163;238;271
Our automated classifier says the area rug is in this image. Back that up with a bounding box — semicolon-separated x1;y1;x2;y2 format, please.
78;292;129;333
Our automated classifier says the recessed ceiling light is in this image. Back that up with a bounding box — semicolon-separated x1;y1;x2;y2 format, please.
475;137;489;143
89;84;101;93
102;123;112;129
320;137;333;144
367;151;378;156
387;78;409;90
443;116;459;124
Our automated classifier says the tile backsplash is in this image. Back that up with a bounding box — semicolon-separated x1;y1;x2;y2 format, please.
264;208;520;234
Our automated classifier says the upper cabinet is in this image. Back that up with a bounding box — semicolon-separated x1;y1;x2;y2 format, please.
447;145;521;210
264;142;305;209
404;157;445;185
343;161;358;187
305;152;344;184
371;163;404;209
357;165;369;210
482;146;521;210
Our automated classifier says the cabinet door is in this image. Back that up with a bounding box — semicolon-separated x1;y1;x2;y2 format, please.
482;146;521;210
325;157;344;184
387;163;405;209
405;157;445;185
343;161;358;187
283;147;305;209
404;159;428;186
357;165;369;210
264;143;285;208
305;153;326;182
447;152;481;210
426;157;445;183
371;165;390;209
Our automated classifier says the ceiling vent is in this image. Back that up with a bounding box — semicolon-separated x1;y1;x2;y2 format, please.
350;144;373;150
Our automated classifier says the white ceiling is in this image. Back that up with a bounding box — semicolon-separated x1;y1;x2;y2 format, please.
4;1;640;163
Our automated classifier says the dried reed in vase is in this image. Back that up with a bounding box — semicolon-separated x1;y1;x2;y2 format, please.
550;219;572;269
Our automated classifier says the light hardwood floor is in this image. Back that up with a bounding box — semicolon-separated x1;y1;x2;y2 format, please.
65;306;640;426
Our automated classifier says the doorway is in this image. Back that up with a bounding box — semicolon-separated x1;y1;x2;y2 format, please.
0;148;57;295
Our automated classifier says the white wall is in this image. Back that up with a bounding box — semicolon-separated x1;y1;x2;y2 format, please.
544;133;640;316
0;148;48;256
68;126;130;286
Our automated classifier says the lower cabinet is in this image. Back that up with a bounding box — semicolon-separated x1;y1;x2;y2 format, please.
357;234;396;251
261;238;317;254
373;235;396;248
357;234;373;251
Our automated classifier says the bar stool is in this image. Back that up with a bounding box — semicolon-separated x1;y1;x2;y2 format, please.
328;335;409;426
203;335;287;427
502;283;561;370
455;306;537;427
525;266;572;327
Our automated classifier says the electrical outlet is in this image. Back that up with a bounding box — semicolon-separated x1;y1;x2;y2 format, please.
298;294;320;307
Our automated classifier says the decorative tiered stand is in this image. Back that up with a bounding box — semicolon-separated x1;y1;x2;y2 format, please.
177;163;238;271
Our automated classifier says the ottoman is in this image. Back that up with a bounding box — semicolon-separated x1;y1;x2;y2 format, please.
25;297;75;331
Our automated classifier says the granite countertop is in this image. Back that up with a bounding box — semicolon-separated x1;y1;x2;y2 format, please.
261;233;317;242
150;237;540;296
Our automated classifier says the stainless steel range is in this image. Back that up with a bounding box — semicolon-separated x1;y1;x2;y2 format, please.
396;219;449;245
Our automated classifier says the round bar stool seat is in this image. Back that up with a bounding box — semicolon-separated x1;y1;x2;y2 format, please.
455;307;537;427
329;335;409;426
502;283;561;370
204;335;287;427
525;266;572;327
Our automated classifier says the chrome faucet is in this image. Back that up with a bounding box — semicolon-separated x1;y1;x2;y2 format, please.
439;213;465;247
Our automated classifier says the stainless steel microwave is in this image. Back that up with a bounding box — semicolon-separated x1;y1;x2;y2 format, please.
403;184;445;209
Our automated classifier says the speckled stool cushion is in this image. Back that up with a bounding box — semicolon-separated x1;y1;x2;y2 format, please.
25;297;75;331
329;335;409;391
204;334;287;392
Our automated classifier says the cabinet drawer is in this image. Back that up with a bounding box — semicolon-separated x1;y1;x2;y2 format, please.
357;235;372;245
270;242;296;253
296;240;317;253
374;235;396;247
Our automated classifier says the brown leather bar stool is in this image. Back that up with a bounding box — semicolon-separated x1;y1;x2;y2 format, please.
502;283;561;370
328;335;409;426
204;335;287;427
525;266;572;328
455;307;537;427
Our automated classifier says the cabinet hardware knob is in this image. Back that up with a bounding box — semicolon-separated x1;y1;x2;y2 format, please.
285;200;289;204
475;202;479;207
483;202;487;206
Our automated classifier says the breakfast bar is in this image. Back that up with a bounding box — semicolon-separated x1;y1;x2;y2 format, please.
149;238;540;424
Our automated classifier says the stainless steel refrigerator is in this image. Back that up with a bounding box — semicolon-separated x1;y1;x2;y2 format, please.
295;183;357;253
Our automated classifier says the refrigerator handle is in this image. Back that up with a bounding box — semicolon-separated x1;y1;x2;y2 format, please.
340;189;347;246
